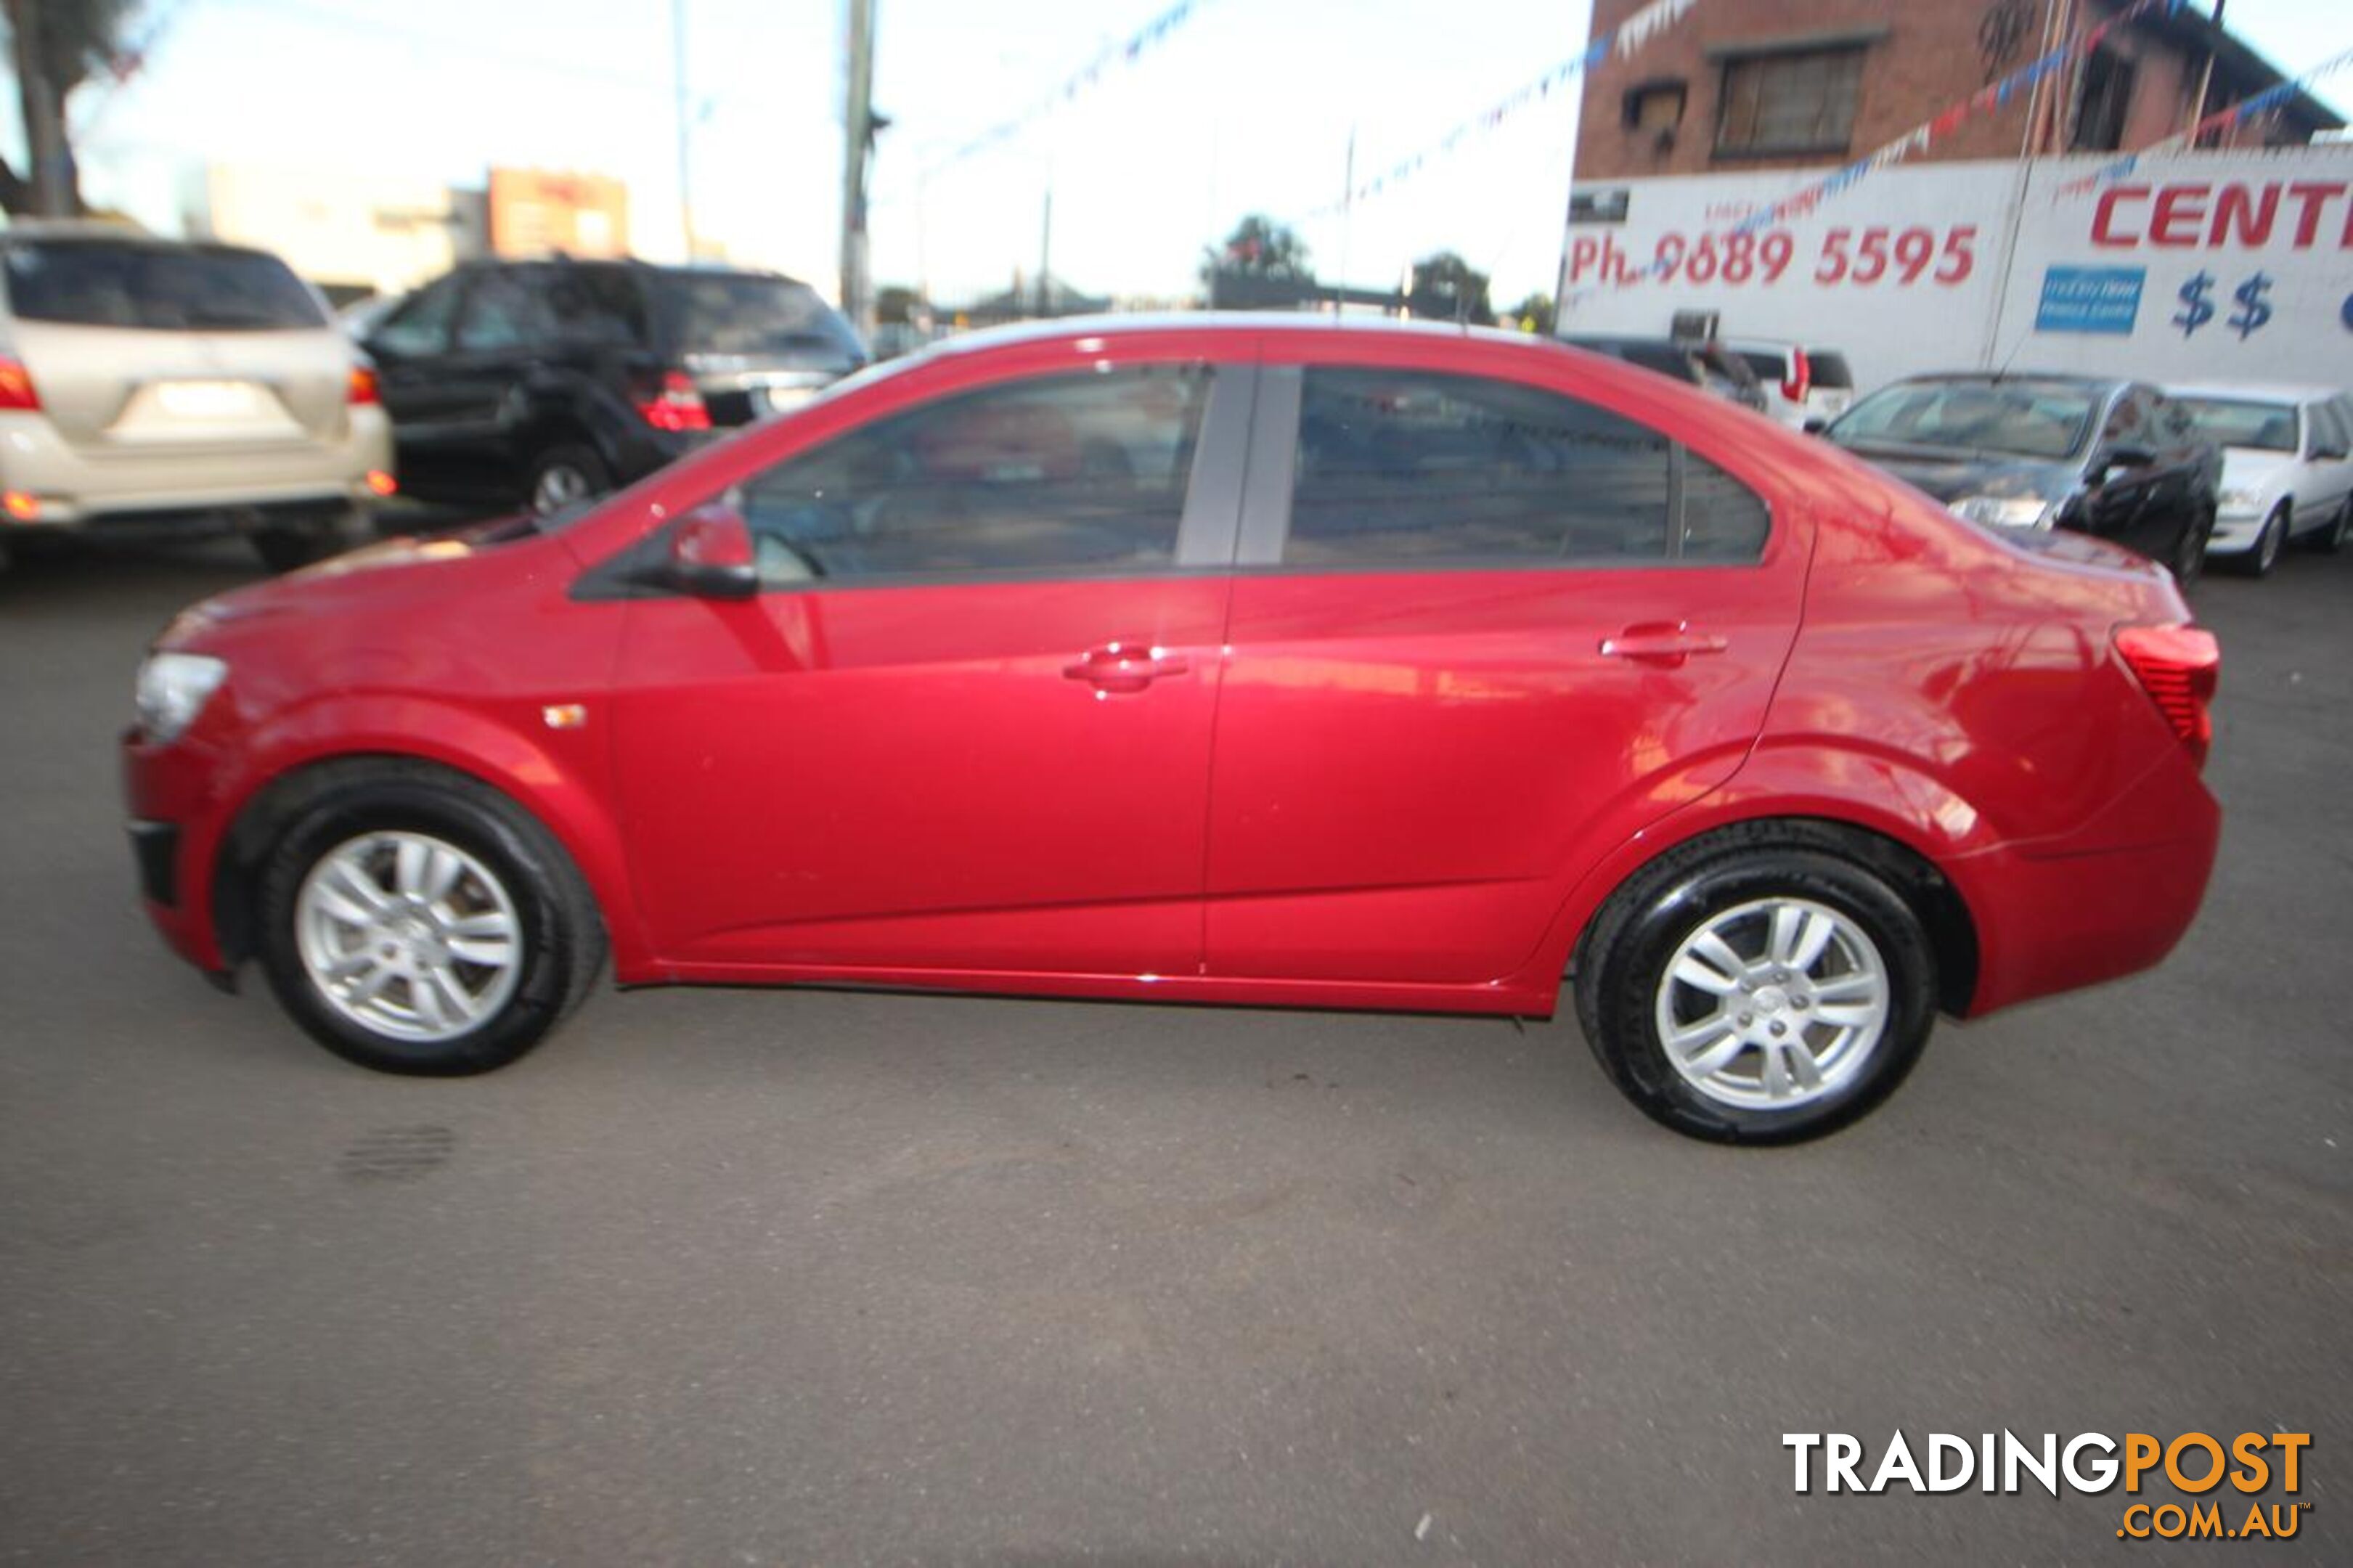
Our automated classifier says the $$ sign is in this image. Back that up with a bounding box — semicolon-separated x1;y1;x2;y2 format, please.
2228;273;2272;340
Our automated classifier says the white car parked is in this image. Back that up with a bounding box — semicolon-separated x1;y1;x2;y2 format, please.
2167;383;2353;576
1724;338;1857;431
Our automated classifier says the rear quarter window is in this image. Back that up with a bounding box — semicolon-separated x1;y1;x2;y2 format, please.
660;273;864;361
1807;352;1854;389
3;240;325;330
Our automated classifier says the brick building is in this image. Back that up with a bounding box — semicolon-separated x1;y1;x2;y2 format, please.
1576;0;2342;181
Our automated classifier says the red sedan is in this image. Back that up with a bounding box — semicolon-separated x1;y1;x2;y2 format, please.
122;318;2220;1143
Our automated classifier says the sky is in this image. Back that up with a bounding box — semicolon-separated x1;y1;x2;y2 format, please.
27;0;2353;309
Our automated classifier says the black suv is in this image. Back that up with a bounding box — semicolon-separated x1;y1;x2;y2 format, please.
1559;335;1771;415
362;259;867;512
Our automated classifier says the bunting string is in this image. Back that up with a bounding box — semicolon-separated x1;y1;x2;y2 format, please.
920;0;1216;179
2047;43;2353;203
1304;0;1702;219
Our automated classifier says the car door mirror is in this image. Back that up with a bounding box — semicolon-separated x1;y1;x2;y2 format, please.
2098;445;2156;478
658;502;759;600
1802;416;1829;436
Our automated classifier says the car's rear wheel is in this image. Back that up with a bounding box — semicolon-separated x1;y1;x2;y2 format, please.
1575;838;1938;1143
254;767;604;1074
526;444;611;516
2230;504;2288;578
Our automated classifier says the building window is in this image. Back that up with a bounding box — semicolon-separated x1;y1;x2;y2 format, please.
2070;47;2136;152
1715;48;1866;156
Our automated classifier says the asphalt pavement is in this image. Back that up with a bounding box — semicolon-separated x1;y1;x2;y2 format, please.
2;531;2348;1566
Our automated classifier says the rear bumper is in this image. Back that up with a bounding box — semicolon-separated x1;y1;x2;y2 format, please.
1956;754;2221;1017
0;406;391;526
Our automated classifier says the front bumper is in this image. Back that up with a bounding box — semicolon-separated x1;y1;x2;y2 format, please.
122;724;235;976
2202;510;2264;555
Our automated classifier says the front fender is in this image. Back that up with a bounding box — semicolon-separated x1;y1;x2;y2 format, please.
208;692;655;978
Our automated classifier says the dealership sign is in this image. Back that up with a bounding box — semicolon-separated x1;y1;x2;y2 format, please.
1557;147;2353;393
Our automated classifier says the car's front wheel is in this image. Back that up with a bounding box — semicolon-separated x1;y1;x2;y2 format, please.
254;767;604;1074
2230;503;2288;578
1575;835;1938;1143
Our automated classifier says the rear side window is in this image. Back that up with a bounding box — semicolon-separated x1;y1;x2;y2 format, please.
3;240;325;330
736;364;1208;583
531;266;646;348
1807;351;1854;389
1735;349;1787;381
659;272;864;361
1286;369;1767;567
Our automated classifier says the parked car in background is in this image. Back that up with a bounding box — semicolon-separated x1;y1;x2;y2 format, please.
2165;383;2353;576
125;317;2221;1145
1725;338;1856;430
1559;334;1770;415
1821;372;2219;583
0;223;392;571
362;258;866;514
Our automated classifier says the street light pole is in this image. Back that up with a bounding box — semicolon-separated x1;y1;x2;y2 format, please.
841;0;877;336
672;0;695;259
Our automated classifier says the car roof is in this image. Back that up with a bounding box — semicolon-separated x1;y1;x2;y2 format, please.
931;311;1555;357
1876;370;2126;391
2162;381;2344;403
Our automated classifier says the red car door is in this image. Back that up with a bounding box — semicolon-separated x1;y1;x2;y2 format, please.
604;356;1250;979
1204;353;1810;987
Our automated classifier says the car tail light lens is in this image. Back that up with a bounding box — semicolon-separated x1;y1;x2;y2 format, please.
0;356;41;411
2116;624;2219;769
364;469;397;497
1782;348;1810;405
347;366;380;405
637;371;711;433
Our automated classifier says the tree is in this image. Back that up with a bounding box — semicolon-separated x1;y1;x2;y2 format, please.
1406;251;1495;325
1506;292;1557;335
1199;213;1312;291
3;0;144;216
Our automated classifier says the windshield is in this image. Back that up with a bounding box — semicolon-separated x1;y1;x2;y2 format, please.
1830;380;2098;462
3;240;327;330
661;272;865;362
2174;396;2297;454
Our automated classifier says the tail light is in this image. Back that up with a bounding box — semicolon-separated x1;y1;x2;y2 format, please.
347;366;380;406
0;356;41;412
637;371;711;433
2116;624;2219;769
1781;348;1811;405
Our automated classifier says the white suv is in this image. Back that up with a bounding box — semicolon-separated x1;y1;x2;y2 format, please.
2166;383;2353;576
0;223;392;571
1724;339;1856;431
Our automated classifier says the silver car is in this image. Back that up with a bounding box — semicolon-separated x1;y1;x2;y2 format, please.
0;223;392;571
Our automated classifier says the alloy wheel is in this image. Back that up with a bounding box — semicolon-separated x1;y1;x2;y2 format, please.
293;831;523;1042
1652;897;1891;1111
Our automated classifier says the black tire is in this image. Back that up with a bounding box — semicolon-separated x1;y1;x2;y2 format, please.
2227;504;2288;578
1573;829;1938;1144
2168;507;2212;587
524;443;612;516
253;763;605;1075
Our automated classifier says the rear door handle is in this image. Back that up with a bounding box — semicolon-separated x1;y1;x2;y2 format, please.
1599;621;1729;668
1063;642;1190;694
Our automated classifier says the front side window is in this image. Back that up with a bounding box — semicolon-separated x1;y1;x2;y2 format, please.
1286;369;1766;567
735;364;1209;584
454;271;552;353
1716;48;1864;156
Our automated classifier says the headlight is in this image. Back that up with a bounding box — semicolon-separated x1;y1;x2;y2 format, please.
135;652;228;742
1950;495;2057;530
2218;488;2261;513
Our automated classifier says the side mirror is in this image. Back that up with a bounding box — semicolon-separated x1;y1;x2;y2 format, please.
656;502;758;600
1802;416;1829;436
2100;445;2156;477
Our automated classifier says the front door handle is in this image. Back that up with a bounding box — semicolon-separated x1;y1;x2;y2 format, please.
1063;642;1190;694
1599;621;1729;668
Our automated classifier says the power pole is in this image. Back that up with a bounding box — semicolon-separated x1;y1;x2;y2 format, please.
12;0;73;216
672;0;695;258
841;0;877;337
1037;186;1053;317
